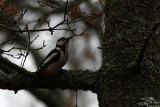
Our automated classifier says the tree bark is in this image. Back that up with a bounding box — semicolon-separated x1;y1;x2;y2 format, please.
0;56;97;92
96;72;160;106
97;0;160;106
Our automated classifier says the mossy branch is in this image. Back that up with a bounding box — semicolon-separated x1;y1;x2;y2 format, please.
0;56;97;93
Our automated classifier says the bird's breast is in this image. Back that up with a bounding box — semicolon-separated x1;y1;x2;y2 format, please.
46;51;68;75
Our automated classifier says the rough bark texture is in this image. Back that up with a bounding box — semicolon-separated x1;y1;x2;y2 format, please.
97;0;160;106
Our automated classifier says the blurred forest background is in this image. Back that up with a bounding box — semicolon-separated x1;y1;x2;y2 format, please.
0;0;103;107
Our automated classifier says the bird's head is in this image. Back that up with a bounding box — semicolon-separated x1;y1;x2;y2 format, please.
56;36;73;49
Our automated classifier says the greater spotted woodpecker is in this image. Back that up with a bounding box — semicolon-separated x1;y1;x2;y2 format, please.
36;36;73;76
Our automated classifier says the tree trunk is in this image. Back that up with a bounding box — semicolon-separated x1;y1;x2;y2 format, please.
97;0;160;106
96;72;160;106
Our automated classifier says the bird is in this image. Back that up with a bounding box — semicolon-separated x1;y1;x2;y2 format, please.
36;36;73;76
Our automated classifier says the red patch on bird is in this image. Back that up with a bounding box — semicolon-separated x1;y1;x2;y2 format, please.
88;12;103;22
39;70;47;75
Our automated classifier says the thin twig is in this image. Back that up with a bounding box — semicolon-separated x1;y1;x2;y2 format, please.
30;35;39;44
37;0;63;11
75;91;78;107
64;0;68;21
34;40;46;50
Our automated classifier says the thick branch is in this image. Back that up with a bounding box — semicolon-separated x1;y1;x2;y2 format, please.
0;56;97;93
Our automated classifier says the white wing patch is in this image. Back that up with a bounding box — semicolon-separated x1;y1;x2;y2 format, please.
43;53;58;64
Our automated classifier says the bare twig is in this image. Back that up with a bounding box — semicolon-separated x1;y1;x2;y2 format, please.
35;40;46;50
67;18;77;36
75;91;78;107
64;0;68;21
37;0;63;11
34;19;41;30
0;34;18;46
66;18;88;37
14;7;29;24
30;35;39;44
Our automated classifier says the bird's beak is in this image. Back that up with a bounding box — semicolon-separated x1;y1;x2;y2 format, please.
67;36;73;41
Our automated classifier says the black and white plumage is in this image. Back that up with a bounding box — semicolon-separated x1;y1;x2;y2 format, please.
36;36;73;75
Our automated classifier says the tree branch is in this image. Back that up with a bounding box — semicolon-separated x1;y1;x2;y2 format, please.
0;56;97;93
